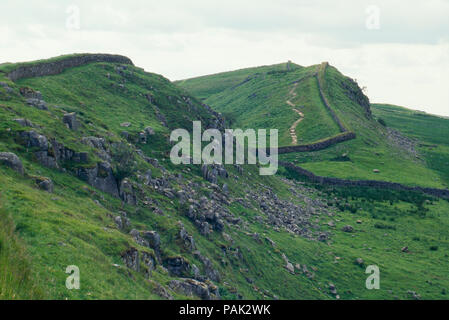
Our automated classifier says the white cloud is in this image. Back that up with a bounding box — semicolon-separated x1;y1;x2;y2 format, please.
0;0;448;116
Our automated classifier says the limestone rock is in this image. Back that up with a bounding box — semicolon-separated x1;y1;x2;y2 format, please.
63;112;79;130
0;152;24;175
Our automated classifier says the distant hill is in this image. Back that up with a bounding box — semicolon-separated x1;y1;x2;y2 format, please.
177;62;448;189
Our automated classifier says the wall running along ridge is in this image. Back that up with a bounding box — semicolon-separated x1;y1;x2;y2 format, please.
280;161;449;200
316;62;348;133
267;62;356;155
7;54;134;81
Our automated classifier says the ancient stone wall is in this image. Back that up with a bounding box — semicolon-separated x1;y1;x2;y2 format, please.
8;54;133;81
280;161;449;200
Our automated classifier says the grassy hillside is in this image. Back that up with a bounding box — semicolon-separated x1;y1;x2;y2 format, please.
178;62;446;189
372;104;449;187
1;55;449;300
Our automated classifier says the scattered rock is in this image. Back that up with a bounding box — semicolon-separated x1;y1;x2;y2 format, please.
120;122;131;127
285;262;295;274
119;178;137;205
373;169;380;173
329;283;337;295
13;118;34;127
355;258;364;266
168;279;220;300
144;126;155;135
342;225;354;232
163;256;191;277
63;112;79;130
407;290;421;300
179;225;196;252
0;152;24;175
37;178;54;193
152;282;173;300
77;162;119;197
26;98;47;110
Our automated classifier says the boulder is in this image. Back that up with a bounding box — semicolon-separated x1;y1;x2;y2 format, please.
13;118;34;127
153;282;173;300
286;262;295;274
19;87;42;99
168;279;219;300
119;178;137;205
342;225;354;232
355;258;364;266
163;256;191;277
179;226;196;252
121;247;140;271
142;231;161;251
77;162;119;197
0;152;24;175
144;126;155;135
37;178;54;193
26;98;47;110
63;112;79;130
193;251;220;282
329;283;338;295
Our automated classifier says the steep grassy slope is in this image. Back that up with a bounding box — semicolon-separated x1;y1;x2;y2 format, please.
372;104;449;186
1;55;449;300
177;62;445;189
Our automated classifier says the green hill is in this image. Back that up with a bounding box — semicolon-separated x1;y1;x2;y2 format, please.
177;62;446;189
1;54;449;300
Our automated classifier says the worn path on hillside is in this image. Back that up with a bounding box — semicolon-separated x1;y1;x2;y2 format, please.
286;82;304;145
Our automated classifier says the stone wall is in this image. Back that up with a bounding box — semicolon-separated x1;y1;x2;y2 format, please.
277;131;356;154
280;161;449;200
8;54;133;81
316;62;347;133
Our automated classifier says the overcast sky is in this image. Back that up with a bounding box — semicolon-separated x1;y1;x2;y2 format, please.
1;0;448;116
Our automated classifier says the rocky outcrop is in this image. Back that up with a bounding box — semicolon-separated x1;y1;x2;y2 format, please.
193;251;220;282
7;54;133;81
119;178;137;205
77;162;119;197
121;247;156;277
0;152;24;175
20;87;47;110
13;118;34;127
186;196;226;235
19;131;88;168
168;279;220;300
26;98;47;110
114;211;130;230
163;256;191;277
121;247;140;271
179;225;196;252
81;136;111;162
63;113;79;130
36;178;54;193
201;164;228;184
341;77;371;118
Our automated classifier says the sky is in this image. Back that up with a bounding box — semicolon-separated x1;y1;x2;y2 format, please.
1;0;448;116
